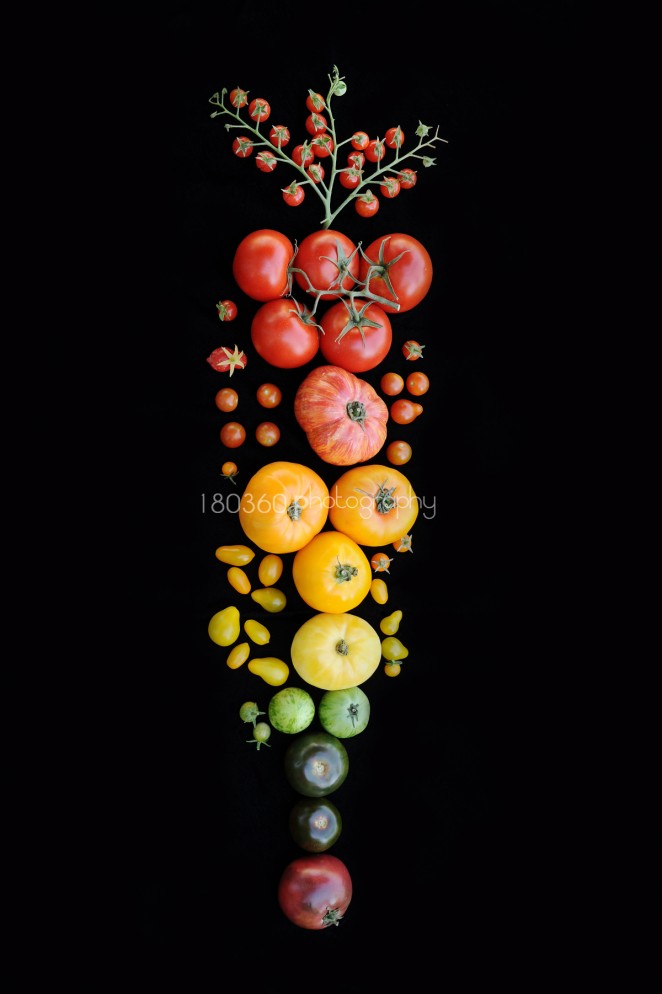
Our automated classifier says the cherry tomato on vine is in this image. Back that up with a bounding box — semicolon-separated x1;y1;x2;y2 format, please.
221;460;239;483
398;167;417;189
347;151;365;169
306;91;325;113
386;440;412;465
307;163;325;184
380;372;404;396
305;112;327;136
256;150;277;173
385;125;405;149
216;299;237;322
380;176;401;199
406;371;430;395
215;387;239;413
351;131;369;150
355;191;380;218
364;138;386;163
292;143;314;168
390;399;423;425
220;421;246;448
339;168;362;190
256;383;282;408
269;125;290;148
256;421;280;447
232;229;294;302
229;87;248;109
251;298;320;368
403;339;426;360
248;98;270;123
319;299;392;373
282;182;305;207
232;136;253;158
371;553;393;573
312;133;334;158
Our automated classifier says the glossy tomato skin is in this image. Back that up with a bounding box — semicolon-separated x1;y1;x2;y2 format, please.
284;730;349;796
250;298;320;368
319;300;392;373
289;797;343;852
232;229;294;302
359;233;433;313
278;853;352;929
294;230;359;300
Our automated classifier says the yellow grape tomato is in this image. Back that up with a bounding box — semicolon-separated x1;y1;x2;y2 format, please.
258;553;283;586
370;578;388;605
244;619;271;645
215;544;255;566
227;566;251;594
381;636;409;661
380;610;403;635
226;642;250;669
247;656;289;686
208;605;241;646
251;587;287;613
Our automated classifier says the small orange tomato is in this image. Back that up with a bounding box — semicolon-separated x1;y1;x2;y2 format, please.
390;399;423;425
402;340;425;360
384;661;402;677
258;554;283;586
215;388;239;413
393;534;413;553
256;383;282;408
406;371;430;396
386;440;412;466
380;372;404;396
256;421;280;447
220;421;246;448
370;553;393;573
221;461;239;483
227;566;251;595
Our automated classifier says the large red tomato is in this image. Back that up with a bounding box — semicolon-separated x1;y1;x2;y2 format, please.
232;229;294;302
277;853;353;929
250;299;320;368
358;233;433;313
293;230;360;300
319;299;392;373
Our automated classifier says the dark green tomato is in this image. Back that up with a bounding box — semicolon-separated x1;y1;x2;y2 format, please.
289;797;343;852
284;731;349;797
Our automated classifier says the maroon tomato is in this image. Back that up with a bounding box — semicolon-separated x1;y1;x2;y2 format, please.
358;233;433;313
232;229;294;302
293;230;360;301
277;854;353;930
250;298;320;368
319;299;392;373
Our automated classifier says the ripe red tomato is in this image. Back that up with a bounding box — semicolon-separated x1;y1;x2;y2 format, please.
294;230;359;300
216;299;237;322
385;125;405;149
269;125;290;148
305;112;327;136
282;182;305;207
406;371;430;395
402;339;426;360
255;150;277;173
256;383;282;408
364;138;386;162
351;131;369;150
339;167;361;190
379;176;401;199
312;133;334;157
278;854;353;930
347;151;364;169
229;88;248;109
380;372;404;395
220;421;246;448
319;300;392;373
359;234;433;314
398;167;417;189
215;387;239;412
232;230;294;302
255;421;280;447
292;144;314;168
251;298;320;368
355;191;380;218
306;91;325;113
307;163;325;184
231;136;253;158
248;98;270;123
390;399;423;424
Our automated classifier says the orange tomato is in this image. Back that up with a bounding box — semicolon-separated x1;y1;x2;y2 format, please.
380;372;404;396
328;465;419;547
406;371;429;396
386;440;412;466
390;399;423;425
239;461;329;554
292;530;372;613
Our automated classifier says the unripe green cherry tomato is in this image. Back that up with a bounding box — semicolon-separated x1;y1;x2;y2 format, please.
208;605;241;646
251;587;287;613
380;610;403;635
248;656;289;686
381;636;409;661
247;722;272;749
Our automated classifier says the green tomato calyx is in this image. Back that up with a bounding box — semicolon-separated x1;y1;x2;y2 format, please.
322;906;344;927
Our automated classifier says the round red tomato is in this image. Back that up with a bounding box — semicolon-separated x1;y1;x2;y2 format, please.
282;182;305;207
251;298;320;368
319;299;392;373
364;138;386;162
278;854;352;930
358;233;433;313
255;421;280;447
293;230;359;300
355;192;380;218
232;230;294;302
220;421;246;448
215;387;238;412
256;383;282;408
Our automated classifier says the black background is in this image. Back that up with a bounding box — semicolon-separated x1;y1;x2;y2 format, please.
109;3;593;988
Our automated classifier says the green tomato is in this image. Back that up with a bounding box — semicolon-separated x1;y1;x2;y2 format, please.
318;687;370;738
247;721;272;750
284;731;349;797
289;797;343;852
268;687;315;734
239;701;264;725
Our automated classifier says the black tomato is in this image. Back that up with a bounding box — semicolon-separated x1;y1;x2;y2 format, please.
289;797;343;852
284;731;349;797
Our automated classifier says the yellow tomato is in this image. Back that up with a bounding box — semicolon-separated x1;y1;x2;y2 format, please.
239;461;329;554
227;566;251;594
370;578;388;604
290;612;382;690
380;609;403;635
247;656;289;686
251;587;287;613
292;530;372;614
384;661;402;677
226;642;250;669
208;605;240;646
215;544;255;566
381;636;409;660
258;553;283;586
244;619;271;645
328;465;418;547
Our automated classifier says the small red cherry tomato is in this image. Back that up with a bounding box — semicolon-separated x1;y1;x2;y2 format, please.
305;112;328;136
292;144;314;168
220;421;246;448
355;191;380;218
386;440;412;466
385;126;405;149
380;372;404;396
248;98;270;123
311;133;334;158
406;371;430;395
256;421;280;447
402;340;426;360
255;150;277;173
215;387;239;413
256;383;282;408
206;345;247;376
347;151;365;169
282;182;305;207
398;168;417;189
307;162;325;184
232;136;253;158
351;131;370;150
379;176;401;199
229;87;248;109
364;138;386;163
390;399;423;425
269;125;290;148
339;168;362;190
216;300;237;323
306;91;325;113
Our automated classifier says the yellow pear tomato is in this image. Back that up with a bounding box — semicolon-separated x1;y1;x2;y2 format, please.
244;619;271;645
292;530;372;614
370;578;388;604
247;656;289;686
290;612;382;690
251;587;287;613
239;461;329;554
328;465;418;546
380;609;403;635
208;605;241;646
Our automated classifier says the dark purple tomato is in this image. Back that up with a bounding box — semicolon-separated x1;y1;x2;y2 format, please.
283;730;349;797
289;797;343;852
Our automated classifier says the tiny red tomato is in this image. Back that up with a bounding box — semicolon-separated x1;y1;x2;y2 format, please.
364;138;386;163
282;182;305;207
221;460;239;483
385;126;405;149
215;387;239;413
305;112;327;136
393;534;413;553
402;340;426;360
380;372;404;396
206;345;247;376
311;133;334;158
256;383;282;408
232;136;253;158
229;87;248;109
216;299;237;322
256;150;277;173
292;143;314;168
306;91;326;113
390;399;423;425
355;191;380;218
351;131;370;150
269;125;290;148
386;440;412;465
347;151;365;169
406;371;430;395
398;167;417;189
379;176;401;199
220;421;246;448
339;168;362;190
256;421;280;447
307;163;325;184
371;552;393;573
248;98;270;123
